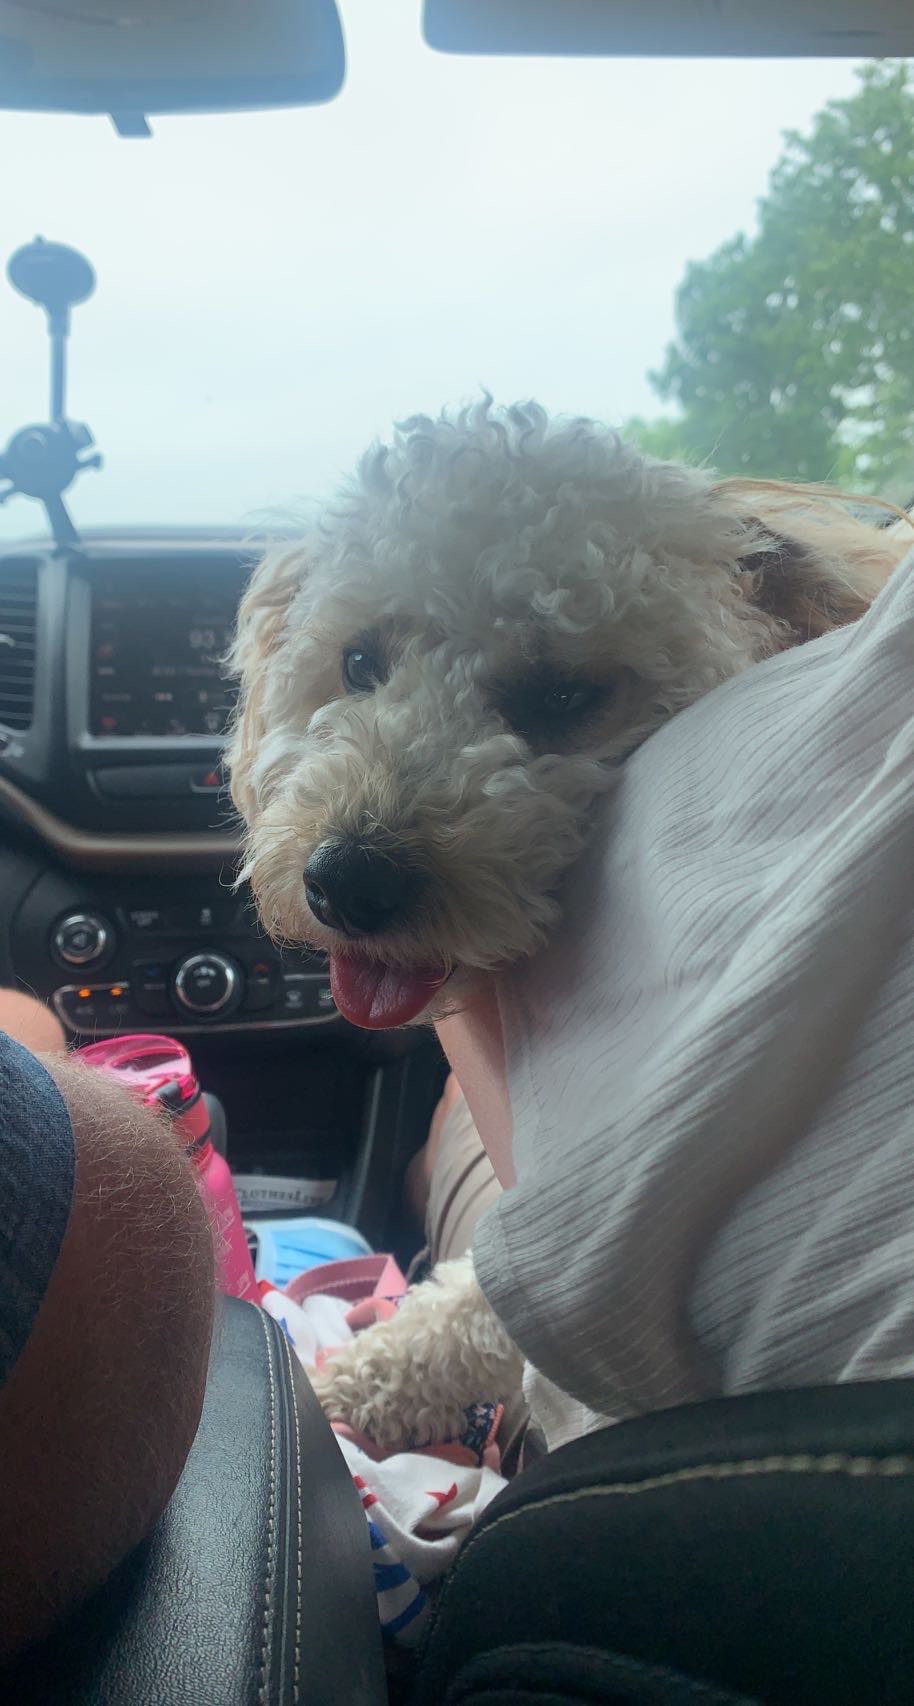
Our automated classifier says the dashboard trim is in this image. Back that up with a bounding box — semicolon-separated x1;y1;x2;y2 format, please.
0;771;240;871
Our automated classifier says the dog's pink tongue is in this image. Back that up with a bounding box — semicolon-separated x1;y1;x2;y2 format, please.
329;952;447;1030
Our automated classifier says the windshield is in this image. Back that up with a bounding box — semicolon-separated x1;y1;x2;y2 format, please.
0;3;909;542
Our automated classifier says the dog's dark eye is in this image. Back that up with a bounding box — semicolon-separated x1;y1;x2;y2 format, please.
541;682;598;718
494;675;606;745
342;646;385;694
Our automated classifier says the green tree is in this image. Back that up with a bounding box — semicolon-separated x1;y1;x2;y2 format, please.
642;61;914;494
621;414;692;464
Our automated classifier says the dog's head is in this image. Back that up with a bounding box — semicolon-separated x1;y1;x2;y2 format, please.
227;400;902;1027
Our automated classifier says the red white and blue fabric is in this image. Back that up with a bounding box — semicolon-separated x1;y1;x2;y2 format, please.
259;1268;508;1647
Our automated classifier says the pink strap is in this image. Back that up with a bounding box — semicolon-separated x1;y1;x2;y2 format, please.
283;1252;407;1308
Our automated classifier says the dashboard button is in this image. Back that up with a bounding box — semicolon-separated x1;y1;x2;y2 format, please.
190;767;224;794
56;987;100;1030
97;984;132;1028
126;907;164;932
280;973;336;1018
165;901;238;933
131;959;171;1015
172;952;242;1018
242;959;279;1012
55;981;131;1034
52;912;113;969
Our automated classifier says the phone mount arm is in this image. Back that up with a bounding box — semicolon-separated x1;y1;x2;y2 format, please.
0;238;102;550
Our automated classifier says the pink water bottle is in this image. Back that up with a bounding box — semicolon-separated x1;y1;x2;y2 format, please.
78;1034;258;1304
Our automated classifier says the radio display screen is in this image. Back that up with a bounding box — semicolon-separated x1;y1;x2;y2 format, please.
90;568;244;738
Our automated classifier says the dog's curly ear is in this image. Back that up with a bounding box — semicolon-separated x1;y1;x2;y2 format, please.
737;523;873;644
225;544;309;820
230;543;309;675
715;483;909;648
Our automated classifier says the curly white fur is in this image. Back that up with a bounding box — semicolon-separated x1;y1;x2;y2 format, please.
308;1254;520;1453
227;398;909;1447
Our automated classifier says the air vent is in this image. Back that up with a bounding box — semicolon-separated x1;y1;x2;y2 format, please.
0;558;38;731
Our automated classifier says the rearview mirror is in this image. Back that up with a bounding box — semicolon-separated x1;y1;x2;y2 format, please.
0;0;345;137
424;0;914;58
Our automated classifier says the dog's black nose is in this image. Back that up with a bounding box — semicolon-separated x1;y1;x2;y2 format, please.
304;841;413;936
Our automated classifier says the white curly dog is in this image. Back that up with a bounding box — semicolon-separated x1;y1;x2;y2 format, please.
227;399;909;1453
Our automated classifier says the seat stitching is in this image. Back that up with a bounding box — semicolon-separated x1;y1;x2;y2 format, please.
256;1309;279;1706
429;1450;914;1639
278;1328;305;1706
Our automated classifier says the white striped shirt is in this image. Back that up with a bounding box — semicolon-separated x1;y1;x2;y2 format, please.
474;550;914;1450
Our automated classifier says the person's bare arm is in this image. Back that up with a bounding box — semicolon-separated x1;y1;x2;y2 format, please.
0;1050;215;1659
0;987;67;1054
437;984;515;1187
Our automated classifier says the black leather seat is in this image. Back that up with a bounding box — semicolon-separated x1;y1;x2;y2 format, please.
7;1309;913;1705
411;1379;914;1706
2;1298;387;1705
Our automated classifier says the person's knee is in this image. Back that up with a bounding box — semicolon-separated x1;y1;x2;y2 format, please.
0;1056;215;1658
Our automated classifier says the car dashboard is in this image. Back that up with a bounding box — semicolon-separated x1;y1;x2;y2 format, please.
0;530;441;1250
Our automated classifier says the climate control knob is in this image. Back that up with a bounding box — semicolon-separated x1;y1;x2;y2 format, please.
172;951;243;1019
52;911;113;969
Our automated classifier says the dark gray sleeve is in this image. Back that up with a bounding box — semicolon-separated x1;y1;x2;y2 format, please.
0;1033;76;1388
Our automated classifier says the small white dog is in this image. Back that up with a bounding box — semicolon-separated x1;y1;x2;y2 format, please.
227;399;909;1451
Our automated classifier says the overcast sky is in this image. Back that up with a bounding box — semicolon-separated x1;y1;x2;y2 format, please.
0;1;864;539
